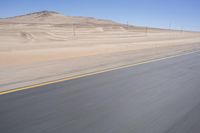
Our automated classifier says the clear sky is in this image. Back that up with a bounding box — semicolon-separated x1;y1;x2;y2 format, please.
0;0;200;31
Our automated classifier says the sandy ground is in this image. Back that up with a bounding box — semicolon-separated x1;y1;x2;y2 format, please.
0;11;200;92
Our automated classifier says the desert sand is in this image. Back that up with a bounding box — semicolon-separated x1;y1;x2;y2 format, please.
0;11;200;92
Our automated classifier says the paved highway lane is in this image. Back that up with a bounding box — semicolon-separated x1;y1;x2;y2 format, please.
1;51;200;133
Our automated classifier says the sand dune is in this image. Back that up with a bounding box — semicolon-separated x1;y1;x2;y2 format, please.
0;11;200;91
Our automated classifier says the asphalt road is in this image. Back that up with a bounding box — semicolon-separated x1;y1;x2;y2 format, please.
1;52;200;133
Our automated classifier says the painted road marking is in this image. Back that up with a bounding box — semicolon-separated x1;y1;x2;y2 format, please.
0;50;200;95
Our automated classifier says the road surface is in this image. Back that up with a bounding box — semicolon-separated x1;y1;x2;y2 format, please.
1;51;200;133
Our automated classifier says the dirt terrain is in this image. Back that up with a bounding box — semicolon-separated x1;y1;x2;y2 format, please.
0;11;200;91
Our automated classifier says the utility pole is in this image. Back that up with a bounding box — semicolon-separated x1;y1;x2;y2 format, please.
180;26;183;34
169;23;171;30
168;23;172;49
168;22;172;31
72;24;76;37
126;21;129;30
169;23;172;35
145;26;148;37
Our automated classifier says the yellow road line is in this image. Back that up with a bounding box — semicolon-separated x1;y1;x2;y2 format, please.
0;50;199;95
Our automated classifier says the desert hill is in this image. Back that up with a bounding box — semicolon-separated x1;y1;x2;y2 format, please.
0;10;117;25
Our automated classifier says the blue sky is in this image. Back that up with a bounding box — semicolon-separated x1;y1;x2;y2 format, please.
0;0;200;31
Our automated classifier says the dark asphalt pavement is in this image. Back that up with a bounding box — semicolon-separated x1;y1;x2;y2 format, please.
1;52;200;133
